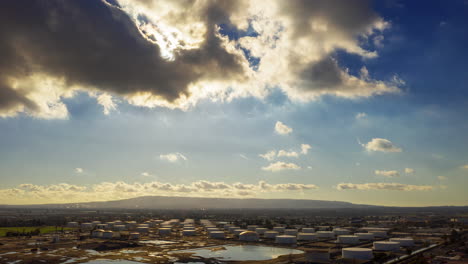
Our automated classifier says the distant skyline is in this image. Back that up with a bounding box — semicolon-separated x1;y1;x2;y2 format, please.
0;0;467;206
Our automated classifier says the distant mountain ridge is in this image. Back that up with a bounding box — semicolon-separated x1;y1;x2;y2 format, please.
1;196;377;209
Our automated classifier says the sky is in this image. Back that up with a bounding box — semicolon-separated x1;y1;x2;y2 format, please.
0;0;467;206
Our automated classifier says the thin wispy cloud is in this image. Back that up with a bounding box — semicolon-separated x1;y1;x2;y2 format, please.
262;161;301;172
375;170;400;177
337;183;434;191
159;153;187;162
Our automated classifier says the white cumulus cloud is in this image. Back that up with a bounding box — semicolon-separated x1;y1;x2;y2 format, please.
301;144;312;154
275;121;293;135
259;150;277;161
362;138;402;152
404;168;415;174
262;161;301;172
277;150;299;158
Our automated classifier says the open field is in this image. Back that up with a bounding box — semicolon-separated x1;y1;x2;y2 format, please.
0;226;73;237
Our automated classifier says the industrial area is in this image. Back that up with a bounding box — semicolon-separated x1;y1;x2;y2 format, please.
0;208;467;264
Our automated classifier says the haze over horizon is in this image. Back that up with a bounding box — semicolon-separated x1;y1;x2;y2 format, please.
0;0;467;207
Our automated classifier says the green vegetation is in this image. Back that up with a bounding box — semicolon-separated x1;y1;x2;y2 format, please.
0;226;74;237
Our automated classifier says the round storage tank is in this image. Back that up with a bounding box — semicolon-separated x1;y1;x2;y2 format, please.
302;228;315;233
275;235;297;244
355;233;374;240
316;231;335;239
374;241;400;251
390;238;414;247
264;231;279;239
284;229;298;236
102;231;114;239
333;229;351;236
233;229;247;236
247;225;258;231
210;231;225;239
129;232;140;240
81;223;93;230
136;227;149;233
255;228;267;234
67;222;79;228
273;227;285;233
297;232;317;241
371;231;387;238
183;229;196;236
92;229;104;238
337;235;360;244
239;231;259;241
342;248;373;260
114;225;126;231
228;226;240;233
96;224;108;229
159;228;172;235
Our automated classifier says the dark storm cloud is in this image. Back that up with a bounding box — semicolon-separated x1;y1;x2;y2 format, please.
278;0;381;39
0;0;247;114
299;57;343;89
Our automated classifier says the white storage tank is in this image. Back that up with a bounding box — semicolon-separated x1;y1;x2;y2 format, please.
207;227;218;233
247;225;258;231
316;231;335;239
273;227;285;233
228;226;240;233
390;238;414;247
355;233;375;240
255;228;267;234
96;224;108;229
374;241;400;251
371;231;387;238
91;221;101;226
67;222;79;228
129;232;140;240
136;227;149;233
92;229;104;238
297;232;317;241
302;228;315;233
209;231;225;239
284;229;298;236
337;235;360;244
102;231;114;239
114;225;126;231
239;231;259;241
264;231;279;239
233;229;247;236
183;229;196;236
81;223;93;230
333;228;350;236
342;248;373;260
275;235;297;244
159;228;172;235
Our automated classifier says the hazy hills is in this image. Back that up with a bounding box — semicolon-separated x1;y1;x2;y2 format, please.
3;196;377;209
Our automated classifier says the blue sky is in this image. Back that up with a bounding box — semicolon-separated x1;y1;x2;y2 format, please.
0;0;467;205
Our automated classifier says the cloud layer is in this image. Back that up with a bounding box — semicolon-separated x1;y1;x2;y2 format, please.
0;180;318;204
337;182;434;191
0;0;401;118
